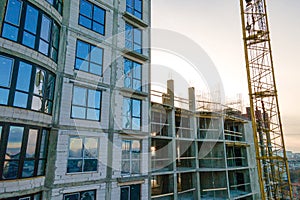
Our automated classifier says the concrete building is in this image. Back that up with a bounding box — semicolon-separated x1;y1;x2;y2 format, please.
150;80;260;200
0;0;151;199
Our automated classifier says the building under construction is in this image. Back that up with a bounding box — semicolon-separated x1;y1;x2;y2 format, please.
150;80;260;200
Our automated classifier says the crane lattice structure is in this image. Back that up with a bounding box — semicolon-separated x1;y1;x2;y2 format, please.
239;0;293;199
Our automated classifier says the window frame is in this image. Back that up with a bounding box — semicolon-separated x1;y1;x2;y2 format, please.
126;0;143;19
125;23;143;54
71;86;102;121
121;140;141;175
67;136;99;173
122;97;142;130
120;184;141;200
75;39;104;76
5;192;42;200
0;123;49;180
0;53;56;114
78;0;106;35
1;0;60;62
124;58;142;91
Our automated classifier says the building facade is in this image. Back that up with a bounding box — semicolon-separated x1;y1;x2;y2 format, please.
0;0;151;199
150;80;260;200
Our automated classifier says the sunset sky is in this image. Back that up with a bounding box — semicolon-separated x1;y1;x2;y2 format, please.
151;0;300;152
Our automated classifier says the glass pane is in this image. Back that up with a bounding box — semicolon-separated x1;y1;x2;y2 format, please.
132;99;141;117
34;68;45;96
51;22;60;49
73;86;86;106
67;159;82;173
84;137;98;158
75;59;89;71
45;100;53;114
134;11;142;19
83;159;97;171
69;137;82;157
133;63;141;79
90;46;103;64
79;16;92;29
92;22;104;35
39;130;48;158
134;29;142;45
26;129;38;158
22;31;36;48
64;193;80;200
125;24;133;42
81;191;95;200
80;0;92;18
0;88;9;105
46;74;55;101
16;61;32;92
93;6;105;23
134;43;142;54
46;0;54;4
6;126;24;158
5;0;22;26
124;76;131;88
0;56;13;87
133;79;141;91
2;23;19;41
39;40;49;55
72;106;86;119
90;63;102;76
87;108;100;120
131;185;141;200
24;5;38;34
32;96;43;111
88;89;101;108
76;40;90;59
33;193;41;200
40;15;51;41
132;118;141;130
121;161;130;173
37;160;45;175
121;187;129;200
135;0;142;12
3;161;19;179
132;160;140;174
132;140;140;152
13;92;28;108
124;59;132;75
22;160;35;177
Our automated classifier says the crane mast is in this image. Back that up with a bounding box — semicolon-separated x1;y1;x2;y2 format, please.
239;0;293;199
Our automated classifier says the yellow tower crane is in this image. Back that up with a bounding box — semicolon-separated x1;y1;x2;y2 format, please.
239;0;293;199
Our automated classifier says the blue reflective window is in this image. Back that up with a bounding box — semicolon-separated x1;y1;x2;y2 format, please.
124;58;142;91
125;23;142;54
0;124;49;180
75;40;103;76
2;0;60;62
122;98;141;130
126;0;142;19
79;0;106;35
121;140;141;175
71;86;102;121
0;54;56;113
46;0;62;14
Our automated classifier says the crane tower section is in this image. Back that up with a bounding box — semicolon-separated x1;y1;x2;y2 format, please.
239;0;293;199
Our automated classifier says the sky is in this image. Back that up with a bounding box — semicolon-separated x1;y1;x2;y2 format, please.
151;0;300;152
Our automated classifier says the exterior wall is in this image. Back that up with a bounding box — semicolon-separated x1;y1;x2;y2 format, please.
0;0;151;199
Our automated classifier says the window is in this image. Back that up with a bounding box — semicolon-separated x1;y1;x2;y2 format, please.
5;192;42;200
64;190;96;200
120;184;140;200
121;140;141;175
45;0;63;14
124;58;142;91
0;124;49;180
126;0;142;19
75;40;103;76
1;0;60;62
122;98;141;130
67;136;98;173
71;86;102;121
125;23;142;54
0;54;56;114
79;0;106;35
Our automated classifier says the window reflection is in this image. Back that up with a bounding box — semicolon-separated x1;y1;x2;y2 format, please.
122;140;141;175
2;0;60;62
0;54;55;114
124;58;142;91
71;86;102;121
0;124;49;180
79;0;106;35
126;0;142;19
125;23;142;54
122;98;141;130
67;136;99;173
